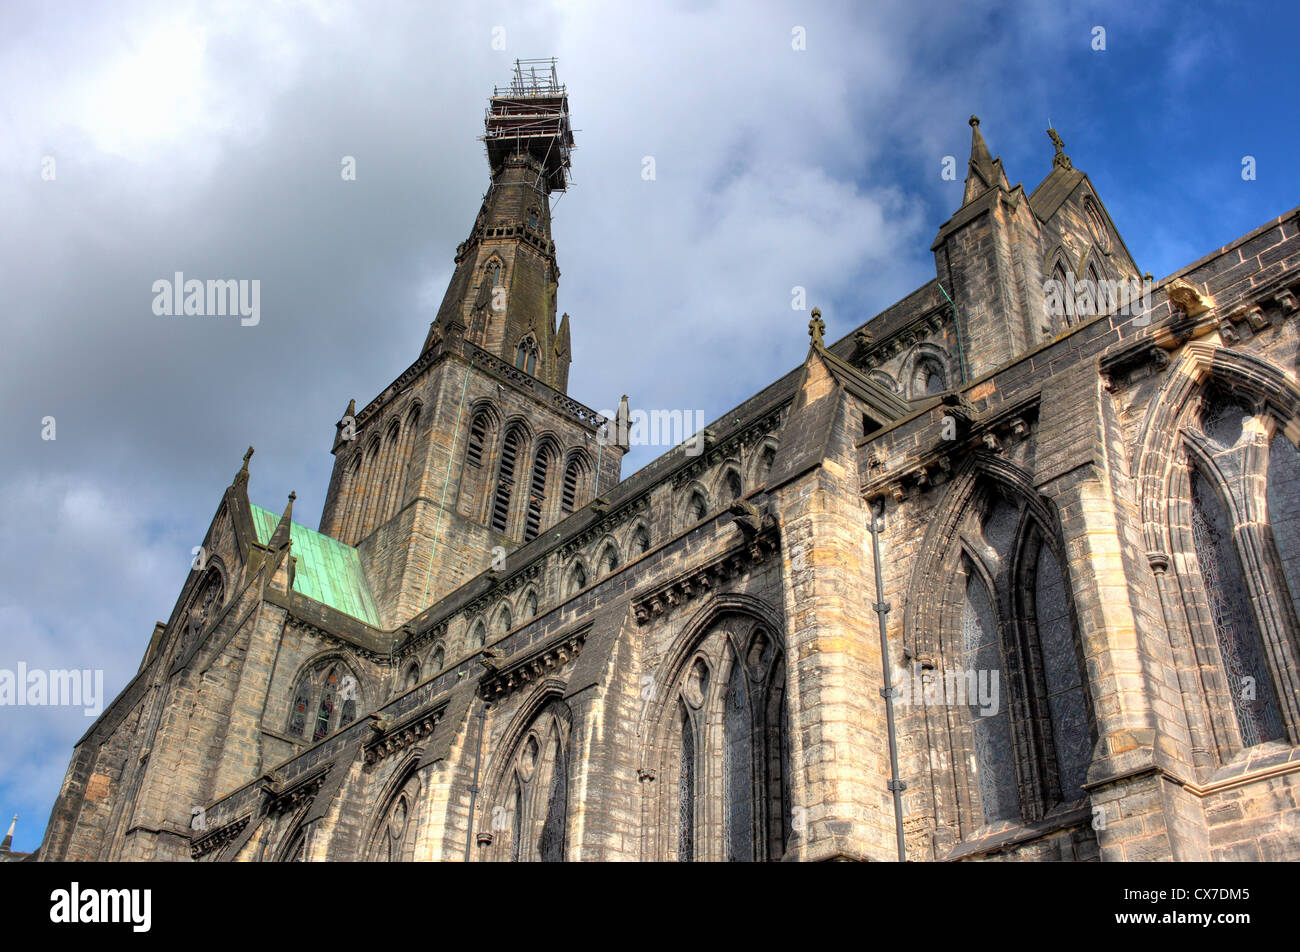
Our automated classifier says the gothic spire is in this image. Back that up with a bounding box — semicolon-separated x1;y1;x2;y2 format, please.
1;814;14;852
270;491;296;550
962;115;1010;206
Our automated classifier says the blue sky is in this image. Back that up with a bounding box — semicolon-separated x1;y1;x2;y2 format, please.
0;0;1296;853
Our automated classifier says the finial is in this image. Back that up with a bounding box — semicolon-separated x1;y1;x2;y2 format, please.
808;308;826;348
1;814;14;852
288;491;297;503
969;115;979;127
1047;125;1072;170
234;446;254;487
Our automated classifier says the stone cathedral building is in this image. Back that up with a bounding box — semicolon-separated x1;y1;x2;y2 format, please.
40;62;1300;863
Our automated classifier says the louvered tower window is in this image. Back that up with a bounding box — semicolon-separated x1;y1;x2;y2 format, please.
491;429;522;533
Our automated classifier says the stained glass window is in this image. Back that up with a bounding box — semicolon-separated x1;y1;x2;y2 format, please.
678;705;695;862
1034;543;1091;799
1190;469;1284;745
1201;390;1249;448
961;571;1020;824
724;658;754;862
538;738;567;863
981;497;1020;561
1267;433;1300;630
510;778;523;863
313;668;339;742
289;680;311;738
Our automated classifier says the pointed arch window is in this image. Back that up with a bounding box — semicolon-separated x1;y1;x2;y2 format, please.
597;544;619;579
491;427;523;534
367;772;421;862
466;412;490;469
1267;432;1300;630
1032;540;1091;800
1190;468;1284;745
561;458;584;515
287;660;362;743
489;699;571;863
686;491;707;525
723;470;742;504
522;590;539;620
658;617;789;861
567;561;587;597
471;619;487;649
403;662;421;691
678;704;696;863
1167;385;1300;753
922;484;1096;842
515;338;538;376
524;446;553;542
631;524;651;557
183;566;225;650
430;645;445;672
961;566;1020;824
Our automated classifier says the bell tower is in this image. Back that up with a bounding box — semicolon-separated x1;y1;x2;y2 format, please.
424;59;575;392
319;60;622;627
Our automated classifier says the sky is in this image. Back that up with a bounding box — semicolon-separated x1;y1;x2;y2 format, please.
1;0;1296;853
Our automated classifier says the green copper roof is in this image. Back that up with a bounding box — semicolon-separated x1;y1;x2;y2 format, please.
249;505;380;626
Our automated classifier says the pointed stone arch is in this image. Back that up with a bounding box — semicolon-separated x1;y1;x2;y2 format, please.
639;593;789;862
478;685;573;862
900;452;1092;853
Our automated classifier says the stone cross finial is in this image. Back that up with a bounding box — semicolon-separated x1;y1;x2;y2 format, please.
808;308;825;348
234;446;254;487
1047;126;1072;169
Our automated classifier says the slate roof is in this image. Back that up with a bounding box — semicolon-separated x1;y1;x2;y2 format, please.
249;505;380;626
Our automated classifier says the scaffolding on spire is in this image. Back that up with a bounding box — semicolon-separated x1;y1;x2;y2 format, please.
481;57;574;193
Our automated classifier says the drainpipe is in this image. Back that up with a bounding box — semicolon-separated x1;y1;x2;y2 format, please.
465;699;488;861
869;497;907;861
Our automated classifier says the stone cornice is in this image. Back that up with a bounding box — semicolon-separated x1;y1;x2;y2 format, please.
479;627;589;701
190;814;250;859
860;394;1040;503
631;527;780;625
363;704;446;767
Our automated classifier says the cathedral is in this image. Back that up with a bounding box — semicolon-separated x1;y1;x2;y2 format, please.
39;62;1300;862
